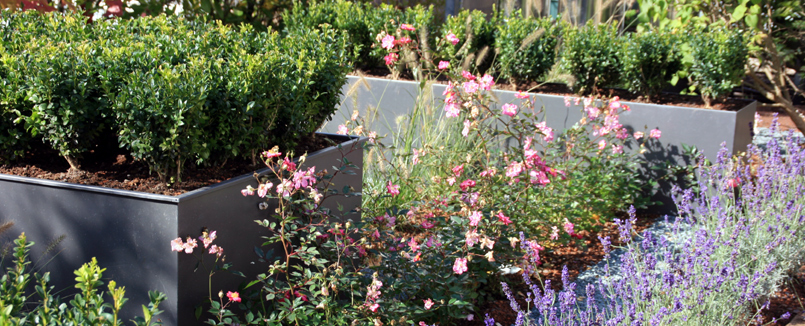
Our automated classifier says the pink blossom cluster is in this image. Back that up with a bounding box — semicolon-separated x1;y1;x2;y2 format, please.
442;72;494;118
171;230;223;258
365;273;384;312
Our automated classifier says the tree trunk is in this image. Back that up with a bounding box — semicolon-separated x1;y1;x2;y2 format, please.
64;155;81;172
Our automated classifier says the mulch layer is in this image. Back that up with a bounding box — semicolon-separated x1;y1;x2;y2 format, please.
0;133;333;196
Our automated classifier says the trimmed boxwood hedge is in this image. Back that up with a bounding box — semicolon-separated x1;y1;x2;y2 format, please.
0;11;351;182
282;1;748;102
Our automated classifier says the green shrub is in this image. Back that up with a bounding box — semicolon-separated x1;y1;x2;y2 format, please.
0;46;31;162
436;9;495;73
0;233;166;325
688;27;748;107
282;0;371;66
495;12;563;83
0;12;351;182
20;40;110;170
364;3;406;67
114;57;212;182
621;30;682;100
562;23;625;94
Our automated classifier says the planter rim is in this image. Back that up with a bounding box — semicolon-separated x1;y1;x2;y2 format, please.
347;75;758;113
0;133;364;204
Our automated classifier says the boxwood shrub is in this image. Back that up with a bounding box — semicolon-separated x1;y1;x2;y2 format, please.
436;9;496;73
688;27;748;108
561;23;625;94
495;11;564;84
621;30;682;100
0;11;350;182
282;0;371;66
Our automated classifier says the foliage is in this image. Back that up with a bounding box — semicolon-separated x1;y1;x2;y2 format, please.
363;3;407;69
621;29;682;100
0;233;166;325
0;11;350;182
170;141;371;325
561;23;625;94
357;27;660;321
688;27;748;107
435;9;495;74
281;0;371;65
491;119;805;325
495;11;563;83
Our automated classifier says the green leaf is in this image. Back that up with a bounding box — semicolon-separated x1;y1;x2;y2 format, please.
731;4;747;22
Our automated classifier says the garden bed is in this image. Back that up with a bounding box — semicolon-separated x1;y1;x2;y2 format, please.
0;133;366;326
0;133;333;196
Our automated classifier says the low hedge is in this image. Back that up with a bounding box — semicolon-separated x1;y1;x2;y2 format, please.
561;23;625;94
495;10;564;83
0;11;350;181
282;1;748;102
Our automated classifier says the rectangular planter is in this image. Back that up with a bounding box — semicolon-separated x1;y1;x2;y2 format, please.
0;133;365;326
326;75;756;211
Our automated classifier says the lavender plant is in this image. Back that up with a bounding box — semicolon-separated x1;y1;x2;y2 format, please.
494;117;805;325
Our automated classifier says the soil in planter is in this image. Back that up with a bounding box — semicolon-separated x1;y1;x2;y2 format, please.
0;133;334;196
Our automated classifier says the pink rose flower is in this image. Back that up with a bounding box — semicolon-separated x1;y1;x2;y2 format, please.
445;102;460;118
459;179;476;191
563;219;575;235
452;164;464;177
386;181;400;196
463;80;479;94
384;53;399;65
462;119;471;137
424;298;434;310
727;177;741;188
400;23;415;31
438;60;449;70
337;124;348;135
650;128;662;139
469;210;482;226
227;291;241;303
501;103;518;117
446;32;459;45
453;257;468;275
497;212;512;225
479;74;494;90
598;139;607;150
611;145;623;154
381;35;395;50
609;96;621;109
461;70;475;80
516;91;529;99
634;131;644;140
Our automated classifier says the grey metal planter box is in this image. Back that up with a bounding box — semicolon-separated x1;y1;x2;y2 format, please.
0;133;365;326
325;75;756;211
327;76;756;161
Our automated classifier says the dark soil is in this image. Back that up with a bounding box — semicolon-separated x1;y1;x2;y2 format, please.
353;68;755;112
759;266;805;326
0;133;334;196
